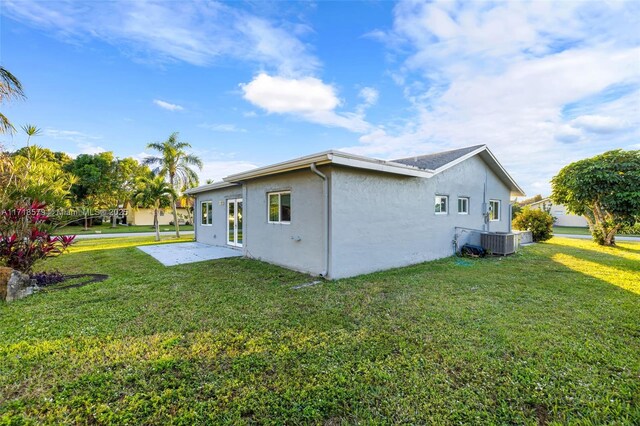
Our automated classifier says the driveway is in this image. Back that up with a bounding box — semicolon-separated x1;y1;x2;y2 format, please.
137;242;242;266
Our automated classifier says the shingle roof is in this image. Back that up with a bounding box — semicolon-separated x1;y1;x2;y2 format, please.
392;145;485;171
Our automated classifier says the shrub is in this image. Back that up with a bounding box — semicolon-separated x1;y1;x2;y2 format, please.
512;207;554;242
619;222;640;235
0;200;75;273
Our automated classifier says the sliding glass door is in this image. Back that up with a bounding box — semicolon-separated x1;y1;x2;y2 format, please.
227;199;243;247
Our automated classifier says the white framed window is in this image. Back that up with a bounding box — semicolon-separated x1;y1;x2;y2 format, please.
268;191;291;224
435;195;448;215
489;200;501;221
458;197;469;214
200;201;213;225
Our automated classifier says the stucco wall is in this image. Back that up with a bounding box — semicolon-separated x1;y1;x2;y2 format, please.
329;155;511;279
129;208;190;226
193;185;243;247
244;168;327;276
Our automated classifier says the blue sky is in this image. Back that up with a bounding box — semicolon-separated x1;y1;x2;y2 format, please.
1;0;638;196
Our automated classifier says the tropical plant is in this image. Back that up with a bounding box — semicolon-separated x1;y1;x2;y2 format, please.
551;149;640;246
132;175;177;241
0;200;75;273
21;124;42;148
143;132;202;238
11;146;77;208
0;67;25;134
512;207;554;242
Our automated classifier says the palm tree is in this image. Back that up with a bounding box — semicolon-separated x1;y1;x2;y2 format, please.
143;132;202;237
0;67;26;134
132;175;176;241
21;124;42;148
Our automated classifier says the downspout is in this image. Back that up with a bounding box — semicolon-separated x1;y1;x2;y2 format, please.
310;163;329;278
193;195;198;241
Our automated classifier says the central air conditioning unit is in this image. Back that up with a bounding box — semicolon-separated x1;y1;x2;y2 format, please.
481;232;516;255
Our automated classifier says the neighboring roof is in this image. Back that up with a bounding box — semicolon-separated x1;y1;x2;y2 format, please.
185;145;525;197
527;197;551;207
393;145;485;171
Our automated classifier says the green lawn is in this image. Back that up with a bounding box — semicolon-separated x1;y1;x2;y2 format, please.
553;226;640;237
54;223;194;235
1;237;639;424
552;226;591;235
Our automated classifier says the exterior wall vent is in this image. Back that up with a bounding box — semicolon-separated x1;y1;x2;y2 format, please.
481;232;516;255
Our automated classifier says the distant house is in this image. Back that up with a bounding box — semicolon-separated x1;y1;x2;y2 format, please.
527;198;588;227
125;198;192;226
185;145;525;279
125;207;191;226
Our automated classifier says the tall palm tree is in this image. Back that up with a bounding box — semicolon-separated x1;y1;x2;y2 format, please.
132;175;176;241
143;132;202;237
0;67;26;134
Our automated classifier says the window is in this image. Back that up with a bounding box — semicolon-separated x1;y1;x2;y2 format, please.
457;197;469;214
268;191;291;223
435;195;448;214
200;201;212;225
489;200;500;221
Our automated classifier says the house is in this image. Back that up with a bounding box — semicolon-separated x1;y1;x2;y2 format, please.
185;145;525;279
125;207;191;226
125;198;192;226
526;198;588;227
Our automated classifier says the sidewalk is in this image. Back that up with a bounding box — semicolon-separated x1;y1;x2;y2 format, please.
72;231;194;240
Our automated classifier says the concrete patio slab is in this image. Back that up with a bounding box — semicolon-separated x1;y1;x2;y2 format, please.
137;242;242;266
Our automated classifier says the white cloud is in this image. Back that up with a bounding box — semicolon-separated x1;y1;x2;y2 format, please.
76;142;107;155
241;73;373;133
199;123;247;133
570;115;629;134
358;87;379;106
200;160;258;183
43;128;102;143
356;87;379;115
345;0;640;196
242;73;339;113
3;0;319;76
153;99;184;111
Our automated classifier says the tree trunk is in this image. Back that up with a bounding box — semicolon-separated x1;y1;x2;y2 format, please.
111;209;117;228
83;213;88;231
154;207;160;241
170;175;180;238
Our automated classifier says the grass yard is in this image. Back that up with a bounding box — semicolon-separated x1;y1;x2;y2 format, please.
1;236;639;424
552;226;591;235
54;223;194;235
553;226;640;237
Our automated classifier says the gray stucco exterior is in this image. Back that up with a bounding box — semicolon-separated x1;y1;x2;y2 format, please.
190;146;520;279
329;155;510;278
193;184;243;247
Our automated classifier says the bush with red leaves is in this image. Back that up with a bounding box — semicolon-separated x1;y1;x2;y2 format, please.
0;201;75;273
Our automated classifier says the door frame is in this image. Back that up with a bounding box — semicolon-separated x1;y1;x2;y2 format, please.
226;198;243;247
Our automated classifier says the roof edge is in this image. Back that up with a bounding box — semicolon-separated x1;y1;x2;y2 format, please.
184;181;240;195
